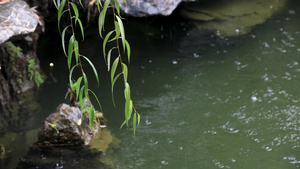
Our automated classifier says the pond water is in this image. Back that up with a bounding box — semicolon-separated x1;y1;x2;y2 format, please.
2;0;300;168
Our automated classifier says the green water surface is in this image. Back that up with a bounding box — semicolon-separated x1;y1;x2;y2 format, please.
2;0;300;169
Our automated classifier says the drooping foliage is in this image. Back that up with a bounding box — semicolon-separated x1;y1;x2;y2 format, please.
54;0;139;134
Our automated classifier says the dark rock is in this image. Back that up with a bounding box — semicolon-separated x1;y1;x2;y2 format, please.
0;41;45;135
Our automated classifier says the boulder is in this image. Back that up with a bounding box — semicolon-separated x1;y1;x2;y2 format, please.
36;103;100;147
0;0;39;43
118;0;195;17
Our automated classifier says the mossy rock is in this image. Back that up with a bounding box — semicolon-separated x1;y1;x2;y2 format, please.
180;0;288;36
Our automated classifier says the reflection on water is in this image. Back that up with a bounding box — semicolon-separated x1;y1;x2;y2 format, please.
2;0;300;168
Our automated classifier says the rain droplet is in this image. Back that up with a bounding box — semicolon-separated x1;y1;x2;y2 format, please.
265;146;272;151
161;161;168;165
289;10;295;14
235;61;241;65
251;96;258;102
263;42;269;48
172;60;178;65
193;53;199;58
146;119;151;125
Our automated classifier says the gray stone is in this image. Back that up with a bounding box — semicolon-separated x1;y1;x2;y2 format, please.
0;0;39;44
118;0;195;17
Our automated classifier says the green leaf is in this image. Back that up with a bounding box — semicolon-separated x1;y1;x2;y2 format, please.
103;0;111;13
133;113;136;135
111;73;121;106
109;21;120;42
125;99;133;127
88;107;95;130
88;89;103;112
107;48;114;71
125;40;131;63
79;86;84;110
69;80;75;91
61;25;71;57
113;0;121;16
116;15;126;52
120;119;126;129
124;82;130;100
98;11;105;38
97;0;102;7
69;64;77;87
96;0;101;14
68;35;74;69
58;10;68;32
129;100;133;118
110;57;120;105
111;57;119;84
81;55;99;86
77;19;84;40
75;77;83;100
58;0;67;25
98;0;111;38
103;31;114;59
122;63;128;82
74;40;79;64
137;113;140;126
83;73;88;98
79;0;83;7
53;0;58;9
70;2;79;25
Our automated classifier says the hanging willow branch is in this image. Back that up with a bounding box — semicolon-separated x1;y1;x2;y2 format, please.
54;0;139;134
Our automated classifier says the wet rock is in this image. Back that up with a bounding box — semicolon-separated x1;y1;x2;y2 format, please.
13;101;118;168
118;0;196;17
180;0;288;36
0;41;45;135
0;0;39;43
0;42;45;96
36;103;99;147
0;0;45;128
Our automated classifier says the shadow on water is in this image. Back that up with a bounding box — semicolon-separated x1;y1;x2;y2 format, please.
2;0;300;168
